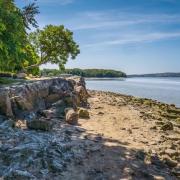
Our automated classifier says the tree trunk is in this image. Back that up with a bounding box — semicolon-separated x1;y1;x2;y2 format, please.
24;54;45;69
24;63;41;69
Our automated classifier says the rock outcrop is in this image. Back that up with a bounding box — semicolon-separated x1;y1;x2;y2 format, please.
0;76;89;179
0;77;88;120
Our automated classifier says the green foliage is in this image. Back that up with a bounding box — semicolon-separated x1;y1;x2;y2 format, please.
23;44;40;75
0;71;15;78
0;0;26;71
64;68;126;77
0;0;39;73
41;68;127;78
28;25;80;69
0;1;78;75
22;2;39;29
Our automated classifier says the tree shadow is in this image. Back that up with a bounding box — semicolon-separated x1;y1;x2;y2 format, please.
0;115;177;179
61;126;177;180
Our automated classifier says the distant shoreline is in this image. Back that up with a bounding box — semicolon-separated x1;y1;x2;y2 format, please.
127;72;180;78
86;76;180;79
85;77;126;81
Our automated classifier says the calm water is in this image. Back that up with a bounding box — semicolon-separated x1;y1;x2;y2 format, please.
86;77;180;107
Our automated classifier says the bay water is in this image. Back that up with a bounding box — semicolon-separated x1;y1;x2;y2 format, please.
86;77;180;107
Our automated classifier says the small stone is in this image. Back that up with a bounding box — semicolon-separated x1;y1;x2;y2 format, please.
172;166;180;176
78;108;90;119
94;106;103;109
16;72;27;79
165;149;178;157
150;126;157;130
126;128;132;134
15;120;27;129
161;122;173;131
97;112;104;115
155;121;164;126
27;119;53;131
124;167;135;175
42;109;57;118
163;155;178;167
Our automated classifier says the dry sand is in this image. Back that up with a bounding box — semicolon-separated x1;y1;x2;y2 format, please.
62;90;180;180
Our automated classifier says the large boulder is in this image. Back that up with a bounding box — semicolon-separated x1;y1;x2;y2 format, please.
0;77;84;118
65;108;78;125
75;85;88;106
67;76;89;106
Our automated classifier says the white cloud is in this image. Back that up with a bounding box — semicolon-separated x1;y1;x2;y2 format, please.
71;12;180;30
84;32;180;48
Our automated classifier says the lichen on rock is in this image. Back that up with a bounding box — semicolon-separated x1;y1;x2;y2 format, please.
78;108;90;119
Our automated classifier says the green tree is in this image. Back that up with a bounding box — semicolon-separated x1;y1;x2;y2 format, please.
27;25;80;70
0;0;25;71
0;0;39;73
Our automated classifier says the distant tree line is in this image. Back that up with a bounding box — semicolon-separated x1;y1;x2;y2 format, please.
128;73;180;78
41;68;127;78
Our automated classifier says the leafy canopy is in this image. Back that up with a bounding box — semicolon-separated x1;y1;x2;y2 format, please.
28;25;80;70
0;0;39;73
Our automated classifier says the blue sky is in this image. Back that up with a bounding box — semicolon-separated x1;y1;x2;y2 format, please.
16;0;180;74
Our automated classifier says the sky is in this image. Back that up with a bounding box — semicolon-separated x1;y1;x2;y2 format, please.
16;0;180;74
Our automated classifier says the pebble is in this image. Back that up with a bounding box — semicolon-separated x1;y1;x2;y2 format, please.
163;155;178;167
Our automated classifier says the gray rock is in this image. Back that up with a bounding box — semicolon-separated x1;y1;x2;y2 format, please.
172;166;180;176
27;119;53;131
49;160;64;173
16;72;27;79
0;119;14;129
65;108;78;125
0;89;13;117
163;155;178;167
0;77;88;119
4;169;36;180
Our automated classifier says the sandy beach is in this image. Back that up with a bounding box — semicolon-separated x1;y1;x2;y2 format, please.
62;90;180;179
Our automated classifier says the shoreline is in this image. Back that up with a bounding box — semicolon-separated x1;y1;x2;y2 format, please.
88;89;180;109
0;78;179;179
63;90;180;179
